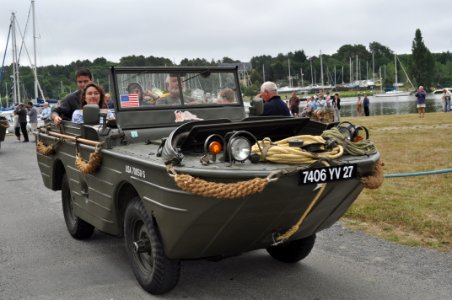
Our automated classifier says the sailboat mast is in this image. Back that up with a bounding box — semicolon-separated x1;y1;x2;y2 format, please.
32;0;38;100
349;57;352;83
300;68;303;87
396;55;415;90
394;54;398;88
11;13;21;104
320;50;324;87
310;57;314;86
288;58;291;87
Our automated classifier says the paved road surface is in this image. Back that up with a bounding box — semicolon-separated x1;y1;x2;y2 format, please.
0;135;451;299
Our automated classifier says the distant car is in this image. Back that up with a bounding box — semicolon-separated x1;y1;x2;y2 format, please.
431;87;452;95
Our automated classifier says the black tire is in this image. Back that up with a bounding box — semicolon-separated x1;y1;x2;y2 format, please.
124;198;180;295
61;173;94;239
266;234;316;263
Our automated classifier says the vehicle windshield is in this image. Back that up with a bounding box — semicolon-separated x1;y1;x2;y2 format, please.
114;69;240;109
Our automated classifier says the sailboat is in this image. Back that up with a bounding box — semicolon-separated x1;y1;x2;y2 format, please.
1;0;45;105
375;54;413;97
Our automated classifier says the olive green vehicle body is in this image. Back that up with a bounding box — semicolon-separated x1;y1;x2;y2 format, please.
36;66;379;260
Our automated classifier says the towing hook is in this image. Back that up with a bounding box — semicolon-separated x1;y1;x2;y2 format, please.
133;239;152;253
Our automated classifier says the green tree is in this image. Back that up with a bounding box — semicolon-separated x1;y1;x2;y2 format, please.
410;29;435;90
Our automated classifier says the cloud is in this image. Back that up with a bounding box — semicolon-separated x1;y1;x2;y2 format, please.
1;0;451;67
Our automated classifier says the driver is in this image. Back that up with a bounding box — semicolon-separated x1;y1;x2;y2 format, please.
156;76;183;106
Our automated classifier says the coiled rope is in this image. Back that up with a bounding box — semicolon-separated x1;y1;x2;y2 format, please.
251;135;344;164
321;127;377;156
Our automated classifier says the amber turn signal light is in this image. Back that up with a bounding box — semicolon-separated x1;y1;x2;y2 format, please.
209;141;222;154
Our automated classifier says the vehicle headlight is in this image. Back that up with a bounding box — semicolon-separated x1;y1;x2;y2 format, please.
229;136;251;162
337;121;356;140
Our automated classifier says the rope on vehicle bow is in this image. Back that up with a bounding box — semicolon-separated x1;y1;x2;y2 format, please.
36;133;62;156
361;159;384;189
167;164;282;199
75;140;104;174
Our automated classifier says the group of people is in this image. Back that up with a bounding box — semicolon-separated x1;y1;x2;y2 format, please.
12;101;43;142
48;68;114;124
50;68;242;126
257;82;342;122
125;77;237;107
298;91;342;122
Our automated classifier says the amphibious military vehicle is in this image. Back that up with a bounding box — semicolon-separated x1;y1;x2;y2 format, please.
36;66;381;294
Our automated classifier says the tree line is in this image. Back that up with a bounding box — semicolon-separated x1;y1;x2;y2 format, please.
1;28;450;105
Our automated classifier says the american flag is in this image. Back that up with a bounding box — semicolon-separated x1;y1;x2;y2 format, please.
120;94;139;108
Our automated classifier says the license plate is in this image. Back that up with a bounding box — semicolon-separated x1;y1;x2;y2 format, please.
298;164;358;185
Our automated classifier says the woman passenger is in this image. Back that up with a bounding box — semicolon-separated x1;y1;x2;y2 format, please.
72;82;111;123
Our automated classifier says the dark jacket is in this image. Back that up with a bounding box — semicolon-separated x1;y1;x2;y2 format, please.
15;106;28;123
334;97;341;110
363;96;370;107
53;90;82;120
263;96;291;116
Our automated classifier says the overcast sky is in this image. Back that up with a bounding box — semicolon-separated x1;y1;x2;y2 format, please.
1;0;451;67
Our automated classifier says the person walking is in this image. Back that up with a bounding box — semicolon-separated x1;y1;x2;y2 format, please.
415;85;427;118
363;95;370;116
15;103;29;142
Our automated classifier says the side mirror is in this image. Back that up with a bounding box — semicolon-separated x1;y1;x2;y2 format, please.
248;98;263;116
83;104;100;125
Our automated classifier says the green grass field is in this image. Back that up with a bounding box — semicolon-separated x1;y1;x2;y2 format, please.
341;112;452;251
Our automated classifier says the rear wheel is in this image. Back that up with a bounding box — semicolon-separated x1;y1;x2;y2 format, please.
124;198;180;295
266;234;316;263
61;173;94;239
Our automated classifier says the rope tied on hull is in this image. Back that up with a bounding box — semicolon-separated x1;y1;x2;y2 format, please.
361;159;384;189
36;132;63;156
75;141;104;174
167;165;281;199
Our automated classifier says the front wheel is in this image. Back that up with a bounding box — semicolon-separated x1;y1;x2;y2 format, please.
124;198;180;295
266;234;316;263
61;173;94;239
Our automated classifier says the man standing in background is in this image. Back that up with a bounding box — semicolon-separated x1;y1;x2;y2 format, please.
259;81;291;116
27;102;39;138
40;102;51;124
363;95;370;116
